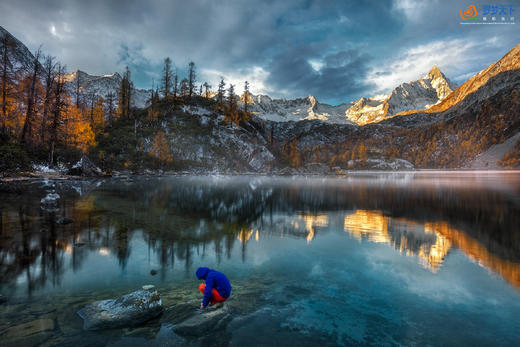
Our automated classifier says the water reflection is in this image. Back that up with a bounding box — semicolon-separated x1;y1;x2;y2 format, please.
1;174;520;297
344;210;451;271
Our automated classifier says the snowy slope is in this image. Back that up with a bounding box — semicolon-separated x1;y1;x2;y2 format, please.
0;25;39;71
242;95;355;124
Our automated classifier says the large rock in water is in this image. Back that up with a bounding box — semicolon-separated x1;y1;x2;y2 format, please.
77;285;163;331
67;155;102;176
172;305;232;336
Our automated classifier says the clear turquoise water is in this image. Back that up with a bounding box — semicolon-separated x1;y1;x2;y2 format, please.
1;173;520;346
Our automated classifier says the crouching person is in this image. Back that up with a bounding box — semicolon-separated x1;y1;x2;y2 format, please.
196;267;231;309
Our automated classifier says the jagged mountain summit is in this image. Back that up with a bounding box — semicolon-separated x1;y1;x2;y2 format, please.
398;43;520;117
246;65;456;126
346;65;457;125
64;70;151;108
385;43;520;127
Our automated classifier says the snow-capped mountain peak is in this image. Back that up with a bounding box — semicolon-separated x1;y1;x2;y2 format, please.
64;69;150;108
345;65;457;125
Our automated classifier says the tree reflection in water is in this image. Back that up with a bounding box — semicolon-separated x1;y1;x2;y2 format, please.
1;174;519;296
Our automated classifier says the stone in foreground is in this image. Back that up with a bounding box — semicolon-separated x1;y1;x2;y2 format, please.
172;305;231;336
77;285;163;331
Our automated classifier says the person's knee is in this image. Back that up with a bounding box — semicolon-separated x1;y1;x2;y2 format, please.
199;283;205;293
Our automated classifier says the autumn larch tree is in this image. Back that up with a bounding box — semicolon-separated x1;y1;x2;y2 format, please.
225;84;240;124
173;71;178;99
358;142;367;163
105;91;115;124
147;81;159;123
160;57;173;98
216;78;225;110
21;47;42;144
150;130;173;169
188;61;196;98
0;32;15;134
179;78;189;97
243;80;250;114
74;70;83;108
227;84;236;111
118;66;132;118
203;82;211;98
40;55;56;143
50;63;67;166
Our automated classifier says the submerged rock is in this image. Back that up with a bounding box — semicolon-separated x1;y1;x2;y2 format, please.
172;305;231;336
56;217;74;225
77;285;163;331
4;318;55;339
40;192;60;211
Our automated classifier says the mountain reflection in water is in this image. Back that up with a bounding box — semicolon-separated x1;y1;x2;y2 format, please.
1;173;520;298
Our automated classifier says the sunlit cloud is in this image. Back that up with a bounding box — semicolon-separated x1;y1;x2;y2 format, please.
200;66;272;96
367;37;501;93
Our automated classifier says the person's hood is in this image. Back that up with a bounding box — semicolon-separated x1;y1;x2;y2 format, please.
196;267;210;280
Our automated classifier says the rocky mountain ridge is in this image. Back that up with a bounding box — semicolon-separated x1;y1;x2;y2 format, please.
245;65;457;125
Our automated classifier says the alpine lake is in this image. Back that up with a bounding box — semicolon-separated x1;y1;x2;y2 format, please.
1;172;520;346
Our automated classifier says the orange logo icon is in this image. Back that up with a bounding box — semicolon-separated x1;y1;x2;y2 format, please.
460;5;479;20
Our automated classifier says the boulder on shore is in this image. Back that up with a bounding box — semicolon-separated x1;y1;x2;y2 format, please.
67;155;103;177
77;285;163;331
172;305;231;336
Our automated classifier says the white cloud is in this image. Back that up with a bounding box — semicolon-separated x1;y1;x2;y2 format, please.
392;0;438;23
367;37;500;92
308;59;325;72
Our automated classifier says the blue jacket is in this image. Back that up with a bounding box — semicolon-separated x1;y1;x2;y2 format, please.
196;267;232;307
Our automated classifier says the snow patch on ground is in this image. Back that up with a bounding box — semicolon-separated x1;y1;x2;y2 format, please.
33;164;56;173
181;105;212;116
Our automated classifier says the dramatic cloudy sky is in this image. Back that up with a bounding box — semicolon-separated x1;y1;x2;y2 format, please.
0;0;518;104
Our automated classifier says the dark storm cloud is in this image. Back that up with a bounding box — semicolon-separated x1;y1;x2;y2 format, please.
0;0;518;104
267;48;374;103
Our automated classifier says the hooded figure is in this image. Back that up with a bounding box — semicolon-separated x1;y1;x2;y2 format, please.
196;267;232;308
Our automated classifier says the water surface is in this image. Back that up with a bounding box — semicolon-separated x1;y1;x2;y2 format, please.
1;172;520;346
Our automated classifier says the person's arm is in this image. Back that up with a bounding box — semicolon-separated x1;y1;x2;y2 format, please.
201;274;215;308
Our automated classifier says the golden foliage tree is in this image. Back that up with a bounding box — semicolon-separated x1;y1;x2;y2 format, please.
150;130;173;167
